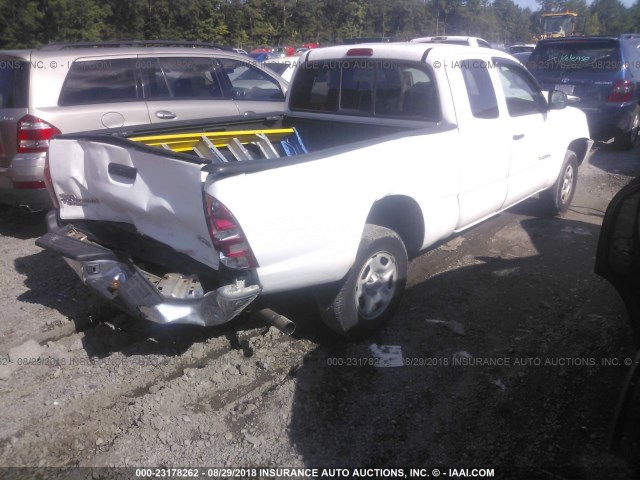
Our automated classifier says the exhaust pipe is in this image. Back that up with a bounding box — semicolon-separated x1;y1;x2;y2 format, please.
255;308;296;336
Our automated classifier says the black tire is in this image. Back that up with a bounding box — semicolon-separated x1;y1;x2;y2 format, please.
315;224;408;338
539;150;578;216
613;109;640;150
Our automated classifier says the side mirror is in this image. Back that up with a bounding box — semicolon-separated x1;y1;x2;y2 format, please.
548;89;568;110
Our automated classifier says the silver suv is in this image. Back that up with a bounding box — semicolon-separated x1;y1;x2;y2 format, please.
0;41;289;211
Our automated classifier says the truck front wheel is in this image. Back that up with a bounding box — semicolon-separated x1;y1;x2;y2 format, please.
539;149;578;216
316;224;408;338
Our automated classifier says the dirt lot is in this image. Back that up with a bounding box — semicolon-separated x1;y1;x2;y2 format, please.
0;143;639;480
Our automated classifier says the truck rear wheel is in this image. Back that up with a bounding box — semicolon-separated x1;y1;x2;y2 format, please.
316;224;407;338
539;149;578;216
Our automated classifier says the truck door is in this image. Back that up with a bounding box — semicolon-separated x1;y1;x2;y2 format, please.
451;58;510;229
492;59;553;207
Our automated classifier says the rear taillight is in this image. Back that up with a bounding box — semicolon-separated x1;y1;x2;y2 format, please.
205;195;258;269
43;152;59;209
17;115;61;154
607;80;635;103
13;181;46;189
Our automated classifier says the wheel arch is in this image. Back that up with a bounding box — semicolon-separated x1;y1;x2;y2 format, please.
365;195;424;259
568;138;592;166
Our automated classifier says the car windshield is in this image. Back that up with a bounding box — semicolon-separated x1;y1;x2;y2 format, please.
528;40;622;72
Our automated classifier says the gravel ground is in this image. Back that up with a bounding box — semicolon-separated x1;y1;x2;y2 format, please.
0;143;639;480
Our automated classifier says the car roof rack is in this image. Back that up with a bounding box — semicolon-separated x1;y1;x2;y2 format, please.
40;40;234;51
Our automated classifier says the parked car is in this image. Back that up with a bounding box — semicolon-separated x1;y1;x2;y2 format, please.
595;176;640;449
0;42;287;210
264;58;299;83
527;35;640;149
410;35;492;48
0;41;288;212
249;52;271;63
513;51;533;66
271;46;295;58
595;175;640;346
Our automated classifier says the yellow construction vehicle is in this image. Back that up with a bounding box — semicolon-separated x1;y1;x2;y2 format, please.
539;12;578;40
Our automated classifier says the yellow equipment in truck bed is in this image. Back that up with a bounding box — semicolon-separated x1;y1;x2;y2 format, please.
129;128;308;162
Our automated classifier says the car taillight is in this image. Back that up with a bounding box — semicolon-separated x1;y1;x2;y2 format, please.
205;195;258;269
17;115;61;154
607;80;635;103
43;152;59;209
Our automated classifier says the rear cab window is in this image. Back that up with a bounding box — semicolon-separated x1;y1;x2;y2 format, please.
289;59;440;121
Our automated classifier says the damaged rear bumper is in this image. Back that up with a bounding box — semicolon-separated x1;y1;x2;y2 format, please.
36;225;261;327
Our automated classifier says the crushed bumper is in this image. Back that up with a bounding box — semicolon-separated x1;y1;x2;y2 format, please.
36;225;261;327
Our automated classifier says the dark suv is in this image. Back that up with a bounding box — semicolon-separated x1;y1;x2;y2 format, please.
527;35;640;150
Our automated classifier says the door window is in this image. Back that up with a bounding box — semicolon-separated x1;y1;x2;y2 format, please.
461;61;499;119
217;58;285;101
495;61;546;116
148;57;224;99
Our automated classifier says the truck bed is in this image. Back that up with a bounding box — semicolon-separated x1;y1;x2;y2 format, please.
46;113;452;276
56;113;451;181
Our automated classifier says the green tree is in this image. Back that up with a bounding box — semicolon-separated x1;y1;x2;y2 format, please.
42;0;111;43
590;0;632;33
0;0;44;47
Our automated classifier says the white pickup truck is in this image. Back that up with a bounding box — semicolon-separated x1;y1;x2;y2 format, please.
37;43;593;337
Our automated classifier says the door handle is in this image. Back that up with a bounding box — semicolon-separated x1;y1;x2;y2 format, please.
243;111;256;116
155;110;177;120
108;163;137;181
513;133;525;140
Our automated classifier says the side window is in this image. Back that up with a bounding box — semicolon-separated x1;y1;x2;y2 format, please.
59;58;138;105
461;61;499;119
0;61;29;108
393;66;439;120
155;57;223;99
139;58;170;98
496;61;546;116
218;58;284;101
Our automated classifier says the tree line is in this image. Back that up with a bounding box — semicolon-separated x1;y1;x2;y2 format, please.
1;0;640;50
